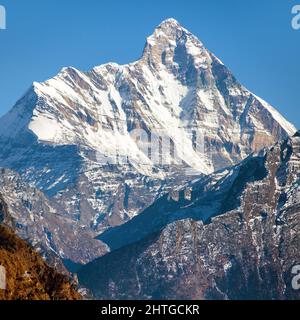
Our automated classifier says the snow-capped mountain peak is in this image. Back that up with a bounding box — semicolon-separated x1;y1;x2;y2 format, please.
158;17;182;27
0;19;296;263
143;18;208;72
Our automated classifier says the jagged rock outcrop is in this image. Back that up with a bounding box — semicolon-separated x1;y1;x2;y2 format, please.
78;132;300;300
0;169;108;265
0;196;81;300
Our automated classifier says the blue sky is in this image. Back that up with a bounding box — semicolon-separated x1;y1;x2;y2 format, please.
0;0;299;128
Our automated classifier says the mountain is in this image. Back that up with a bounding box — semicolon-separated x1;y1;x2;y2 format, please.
0;18;296;264
0;196;81;300
0;169;108;265
78;132;300;300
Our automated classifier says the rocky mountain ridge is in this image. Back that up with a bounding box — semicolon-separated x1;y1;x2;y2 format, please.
78;131;300;300
0;196;81;300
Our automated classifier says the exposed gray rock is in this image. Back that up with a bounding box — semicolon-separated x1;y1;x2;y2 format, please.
78;132;300;300
0;169;108;265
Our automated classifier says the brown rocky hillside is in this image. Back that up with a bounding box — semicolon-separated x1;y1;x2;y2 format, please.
0;197;81;300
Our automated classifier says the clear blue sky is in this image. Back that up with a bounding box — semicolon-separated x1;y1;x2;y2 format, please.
0;0;299;128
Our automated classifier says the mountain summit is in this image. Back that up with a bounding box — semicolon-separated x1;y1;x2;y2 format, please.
0;19;296;264
143;18;207;69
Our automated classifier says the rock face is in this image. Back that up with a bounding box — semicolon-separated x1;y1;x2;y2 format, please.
0;197;81;300
78;132;300;300
0;18;296;263
0;169;108;265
